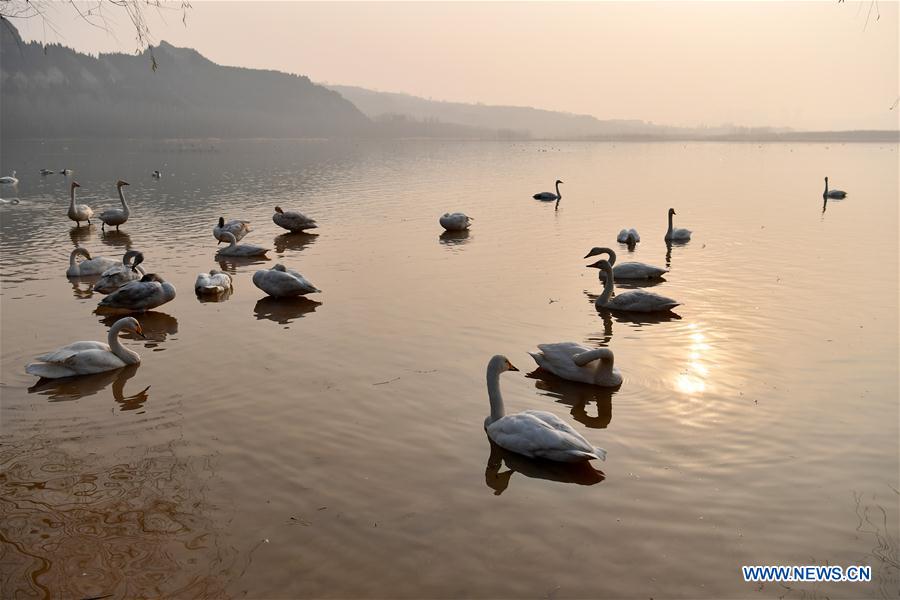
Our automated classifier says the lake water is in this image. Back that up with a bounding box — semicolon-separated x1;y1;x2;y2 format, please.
1;139;897;599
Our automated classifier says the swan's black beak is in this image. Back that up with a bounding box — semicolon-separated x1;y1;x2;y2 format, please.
583;248;601;259
134;328;146;339
508;363;520;372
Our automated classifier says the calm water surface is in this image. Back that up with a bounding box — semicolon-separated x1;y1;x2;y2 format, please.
1;140;897;599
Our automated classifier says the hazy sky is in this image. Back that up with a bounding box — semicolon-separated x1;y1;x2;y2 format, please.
13;1;900;130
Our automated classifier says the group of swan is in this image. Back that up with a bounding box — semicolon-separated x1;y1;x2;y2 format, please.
484;355;607;463
98;180;131;231
26;317;144;379
823;177;847;199
533;179;563;202
252;264;320;297
66;247;120;277
195;270;233;295
616;228;640;245
214;217;252;244
665;208;692;242
67;181;94;226
93;251;145;294
273;206;317;232
439;212;473;231
99;273;177;312
584;246;667;280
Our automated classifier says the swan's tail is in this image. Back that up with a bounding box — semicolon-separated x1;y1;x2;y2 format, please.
26;362;75;379
594;447;607;461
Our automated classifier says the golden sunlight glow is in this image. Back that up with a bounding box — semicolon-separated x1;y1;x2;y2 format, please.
676;324;711;396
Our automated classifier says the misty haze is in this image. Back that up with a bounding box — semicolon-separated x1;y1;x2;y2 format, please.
1;2;897;599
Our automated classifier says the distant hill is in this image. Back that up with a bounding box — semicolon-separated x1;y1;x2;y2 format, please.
327;84;667;139
0;22;370;139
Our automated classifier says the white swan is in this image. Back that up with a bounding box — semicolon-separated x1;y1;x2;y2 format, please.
273;206;317;232
195;269;233;295
99;273;176;312
98;180;131;231
665;208;692;242
66;248;120;277
439;212;473;231
529;343;623;387
616;228;640;244
584;246;667;280
484;355;607;463
93;251;146;294
823;177;847;199
26;317;143;379
252;264;319;297
0;170;18;184
533;179;563;201
216;231;269;257
214;217;251;244
587;258;680;312
66;181;94;226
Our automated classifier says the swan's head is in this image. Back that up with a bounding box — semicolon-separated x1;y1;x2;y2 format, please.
139;273;164;283
71;181;81;189
217;217;225;227
586;259;611;270
489;354;519;374
274;206;284;214
556;179;564;185
127;251;145;271
118;316;145;338
584;247;612;259
668;208;676;216
272;263;287;272
116;179;130;187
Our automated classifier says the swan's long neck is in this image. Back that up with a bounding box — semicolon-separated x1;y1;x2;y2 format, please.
823;179;829;195
117;186;129;215
69;186;77;211
222;232;237;249
597;263;614;306
69;247;89;268
486;363;506;424
108;321;140;364
555;181;561;198
605;247;617;267
666;211;674;238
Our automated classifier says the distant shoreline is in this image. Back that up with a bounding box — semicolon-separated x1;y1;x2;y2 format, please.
2;131;898;144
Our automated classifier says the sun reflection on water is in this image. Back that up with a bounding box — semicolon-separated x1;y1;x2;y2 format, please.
675;325;712;395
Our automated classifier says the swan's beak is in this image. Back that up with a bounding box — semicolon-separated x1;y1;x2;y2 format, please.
585;260;602;269
507;363;520;372
134;325;145;338
584;248;600;259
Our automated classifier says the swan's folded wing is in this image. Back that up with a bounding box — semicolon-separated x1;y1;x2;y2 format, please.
491;412;596;458
616;290;678;309
37;341;110;363
61;348;125;374
287;270;319;292
536;342;588;364
101;281;159;306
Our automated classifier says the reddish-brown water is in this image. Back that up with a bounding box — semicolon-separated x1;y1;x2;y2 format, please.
1;140;897;598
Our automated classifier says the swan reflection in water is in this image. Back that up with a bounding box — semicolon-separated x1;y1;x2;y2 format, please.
98;310;178;346
254;296;321;325
28;363;150;410
70;278;96;299
438;229;471;246
216;255;269;274
526;369;616;429
484;437;604;496
273;232;318;254
196;286;233;303
100;229;133;251
69;225;94;245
